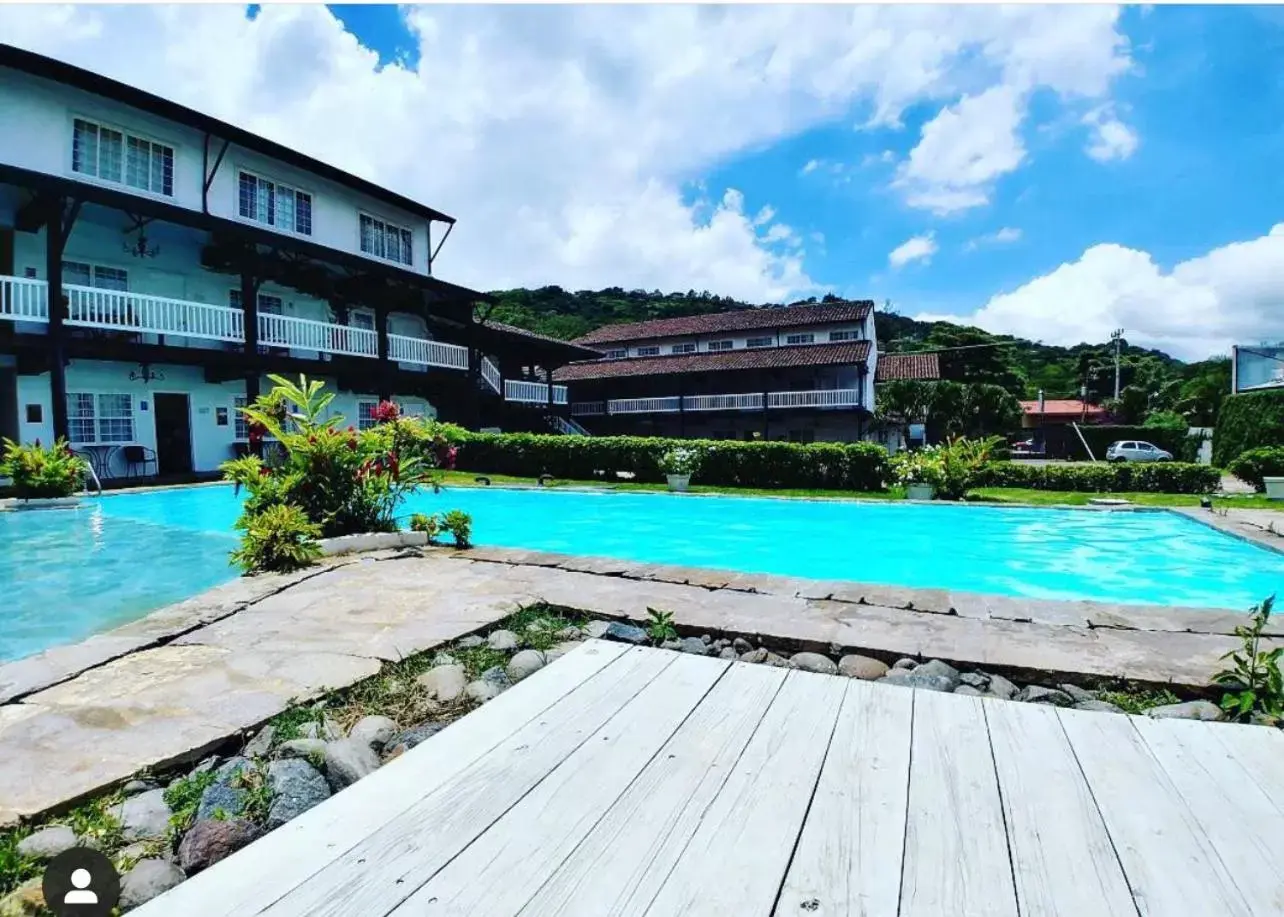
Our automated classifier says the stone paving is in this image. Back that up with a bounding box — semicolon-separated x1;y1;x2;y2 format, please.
0;544;1279;827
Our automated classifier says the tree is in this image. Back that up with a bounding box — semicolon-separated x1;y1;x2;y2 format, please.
875;380;934;445
926;326;1026;395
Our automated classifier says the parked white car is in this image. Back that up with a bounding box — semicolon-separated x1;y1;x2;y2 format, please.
1105;440;1173;463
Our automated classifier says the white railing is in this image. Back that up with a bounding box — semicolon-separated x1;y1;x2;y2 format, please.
480;356;502;394
684;392;763;412
504;379;569;405
258;313;377;358
65;285;246;343
571;401;606;416
608;396;682;414
387;334;469;370
767;389;863;409
0;276;49;322
547;415;590;436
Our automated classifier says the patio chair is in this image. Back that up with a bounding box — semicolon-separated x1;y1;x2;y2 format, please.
120;445;159;478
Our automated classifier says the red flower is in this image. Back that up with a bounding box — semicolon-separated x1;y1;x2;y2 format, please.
258;466;270;477
371;400;400;424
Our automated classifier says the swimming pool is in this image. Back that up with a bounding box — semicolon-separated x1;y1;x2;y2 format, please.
2;484;1280;663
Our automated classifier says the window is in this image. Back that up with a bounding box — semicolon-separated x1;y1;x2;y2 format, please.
357;400;379;431
72;118;173;197
360;214;414;266
829;330;857;342
62;261;128;291
216;407;229;427
708;340;734;352
25;404;42;424
228;290;283;314
746;336;773;349
785;333;815;345
604;348;627;359
635;346;660;357
238;171;313;235
349;312;375;331
234;396;248;439
66;393;135;444
671;342;697;354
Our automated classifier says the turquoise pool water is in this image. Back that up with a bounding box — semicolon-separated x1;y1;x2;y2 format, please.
2;484;1281;663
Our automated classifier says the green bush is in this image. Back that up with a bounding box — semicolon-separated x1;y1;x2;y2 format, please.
0;437;88;499
453;433;891;491
973;461;1220;494
229;503;323;574
1227;447;1284;492
1215;390;1284;467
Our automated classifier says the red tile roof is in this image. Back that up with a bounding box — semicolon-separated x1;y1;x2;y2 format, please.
1019;399;1108;417
875;352;941;382
571;301;874;346
478;320;603;359
553;341;872;382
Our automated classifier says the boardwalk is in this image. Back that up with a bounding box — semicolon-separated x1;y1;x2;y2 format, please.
137;640;1284;917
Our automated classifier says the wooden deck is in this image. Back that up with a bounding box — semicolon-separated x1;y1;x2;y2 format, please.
136;641;1284;917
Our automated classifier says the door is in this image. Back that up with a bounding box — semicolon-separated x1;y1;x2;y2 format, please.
153;393;193;475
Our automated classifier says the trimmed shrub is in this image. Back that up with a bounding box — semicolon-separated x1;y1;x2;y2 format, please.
453;433;891;492
1227;447;1284;492
1215;390;1284;467
972;461;1220;494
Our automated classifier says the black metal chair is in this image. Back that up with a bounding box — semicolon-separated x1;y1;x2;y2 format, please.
120;444;158;478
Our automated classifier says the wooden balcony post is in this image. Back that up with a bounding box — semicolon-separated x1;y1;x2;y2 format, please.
46;197;81;443
375;306;391;401
545;366;554;415
762;387;770;440
240;269;260;404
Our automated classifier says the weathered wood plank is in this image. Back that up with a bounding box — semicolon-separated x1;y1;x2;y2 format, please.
388;652;732;915
518;662;788;917
1058;707;1253;917
642;670;848;916
1206;722;1284;818
985;699;1137;917
133;639;633;917
773;679;913;917
1134;716;1284;915
899;690;1018;917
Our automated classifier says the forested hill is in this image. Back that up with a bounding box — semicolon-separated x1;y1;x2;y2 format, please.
485;286;1231;424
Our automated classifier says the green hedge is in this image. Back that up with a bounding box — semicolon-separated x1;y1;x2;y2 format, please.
973;461;1220;494
454;433;891;491
1226;446;1284;492
1214;390;1284;467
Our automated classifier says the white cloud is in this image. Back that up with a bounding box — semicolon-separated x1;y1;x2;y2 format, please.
889;232;938;269
861;149;896;167
920;225;1284;360
1083;106;1139;162
965;227;1023;251
800;159;823;175
0;4;1132;300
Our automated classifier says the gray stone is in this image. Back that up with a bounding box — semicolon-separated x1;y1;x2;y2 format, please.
466;679;503;703
487;629;520;651
718;647;739;660
764;652;793;669
790;652;838;675
417;664;468;703
701;634;713;645
1146;700;1224;722
456;635;485;649
266;758;331;829
915;660;961;690
1059;684;1097;704
430;652;457;667
348;715;399;752
740;648;769;664
986;674;1019;701
112;788;173;841
122;779;157;798
276;738;327;761
544;641;582;662
384;721;448;760
583;620;611;639
732;637;753;654
954;685;985;697
712;639;730;651
1075;700;1125;713
197;781;248;822
959;672;990;690
481;666;512;690
15;825;77;860
119;858;186;909
507;650;547;683
838;655;889;681
191;755;220;775
1018;686;1075;707
242;724;275;759
660;640;683;651
178;818;260;875
322;738;381;791
680;637;710;656
1250;712;1281;728
298;719;343;741
556;626;583;641
602;622;649;645
880;669;955;693
892;658;918;671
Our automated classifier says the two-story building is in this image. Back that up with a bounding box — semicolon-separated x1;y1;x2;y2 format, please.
553;301;878;442
0;45;594;480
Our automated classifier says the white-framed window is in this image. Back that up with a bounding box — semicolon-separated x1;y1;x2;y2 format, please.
635;345;660;357
234;396;248;440
228;290;284;314
359;213;414;266
829;330;858;342
746;336;773;349
62;261;128;291
66;393;135;444
604;348;627;359
671;342;697;354
785;333;815;345
238;170;313;236
349;311;375;331
357;400;379;431
72;117;174;197
708;340;734;352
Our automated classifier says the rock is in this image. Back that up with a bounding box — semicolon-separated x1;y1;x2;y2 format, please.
116;841;174;867
349;715;399;752
0;878;44;916
196;758;258;822
487;629;520;651
384;721;447;760
718;647;738;660
732;637;753;654
764;652;793;668
959;672;990;690
556;626;583;641
544;641;582;662
954;685;985;697
112;788;173;841
456;635;485;649
986;674;1019;701
915;660;961;689
1146;700;1224;722
892;658;918;671
602;622;648;645
1250;712;1281;728
119;859;186;909
191;755;220;775
15;825;77;860
266;759;331;829
1075;700;1125;713
431;652;457;667
466;679;503;703
178;818;260;875
418;664;468;703
712;639;730;651
322;739;382;791
1017;686;1075;707
122;779;157;798
701;634;713;645
481;667;512;690
1058;684;1097;705
739;648;769;664
276;738;328;761
660;640;683;651
880;669;955;693
680;637;710;656
507;650;547;682
790;652;838;675
242;724;276;759
298;719;343;741
583;620;611;639
838;655;889;681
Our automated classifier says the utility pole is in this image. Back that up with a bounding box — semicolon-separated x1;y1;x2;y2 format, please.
1110;328;1124;399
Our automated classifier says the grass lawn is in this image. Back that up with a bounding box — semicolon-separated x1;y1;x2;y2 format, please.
970;488;1282;510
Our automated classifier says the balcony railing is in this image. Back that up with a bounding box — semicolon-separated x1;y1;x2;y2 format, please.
388;334;469;369
65;285;246;343
505;379;569;405
571;401;606;417
0;276;50;322
480;356;503;394
259;313;377;358
608;396;683;414
684;392;764;412
768;389;864;408
584;389;863;415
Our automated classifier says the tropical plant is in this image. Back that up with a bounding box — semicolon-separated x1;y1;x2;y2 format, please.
407;509;474;548
645;608;678;643
935;435;1005;500
659;446;702;477
889;447;944;490
1213;596;1283;722
229;503;323;574
0;437;88;499
408;513;440;538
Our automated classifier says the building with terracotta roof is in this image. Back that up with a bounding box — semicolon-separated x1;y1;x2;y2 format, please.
1017;398;1108;428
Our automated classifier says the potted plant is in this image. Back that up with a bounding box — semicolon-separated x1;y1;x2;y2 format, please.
1;437;89;507
659;446;701;492
891;447;942;500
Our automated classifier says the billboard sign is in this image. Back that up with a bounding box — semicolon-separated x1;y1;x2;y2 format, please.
1234;344;1284;394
